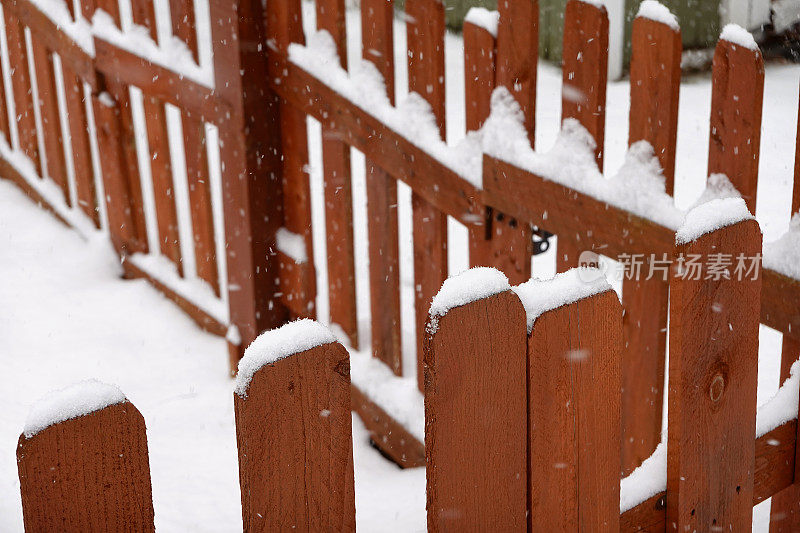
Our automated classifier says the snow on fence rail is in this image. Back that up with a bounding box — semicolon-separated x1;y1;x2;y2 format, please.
3;0;800;527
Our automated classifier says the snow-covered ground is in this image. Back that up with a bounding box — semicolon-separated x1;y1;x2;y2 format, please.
1;1;800;530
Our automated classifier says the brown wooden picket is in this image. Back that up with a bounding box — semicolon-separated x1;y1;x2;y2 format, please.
234;340;356;531
31;38;69;203
169;0;198;61
5;13;40;173
528;289;622;531
667;217;762;530
562;0;608;171
708;38;764;213
424;288;528;531
317;0;358;349
17;401;155;532
362;0;402;375
620;13;681;476
406;0;448;391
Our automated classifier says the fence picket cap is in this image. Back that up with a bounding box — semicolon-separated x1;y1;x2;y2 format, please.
674;197;755;245
427;266;510;329
635;0;679;30
21;379;127;438
234;318;338;397
512;267;613;333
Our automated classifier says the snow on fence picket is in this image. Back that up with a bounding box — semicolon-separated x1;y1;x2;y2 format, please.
4;0;800;528
16;381;155;531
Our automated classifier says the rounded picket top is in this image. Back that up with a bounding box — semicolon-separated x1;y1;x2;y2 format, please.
424;267;528;532
233;319;356;532
17;380;154;532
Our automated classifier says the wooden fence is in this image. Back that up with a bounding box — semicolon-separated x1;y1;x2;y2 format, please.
3;0;800;528
17;244;800;530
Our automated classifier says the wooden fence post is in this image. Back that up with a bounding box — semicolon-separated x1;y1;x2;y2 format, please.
17;383;154;531
708;28;764;213
424;268;528;531
317;0;358;349
234;320;355;531
407;0;447;391
517;270;622;531
557;0;608;272
362;0;403;375
209;0;290;367
620;7;681;476
464;14;533;285
667;199;761;531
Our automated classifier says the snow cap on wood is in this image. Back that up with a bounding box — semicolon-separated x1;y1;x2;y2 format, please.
675;197;755;245
512;268;613;332
235;319;338;397
720;23;759;50
636;1;679;30
464;7;500;37
23;380;127;438
428;267;510;319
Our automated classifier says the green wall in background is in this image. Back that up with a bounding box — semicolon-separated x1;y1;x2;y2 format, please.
397;0;722;72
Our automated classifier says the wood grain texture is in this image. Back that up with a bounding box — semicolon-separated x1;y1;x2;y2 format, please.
268;0;317;320
212;0;289;364
92;89;148;255
62;63;99;225
406;0;447;391
620;269;669;476
708;40;764;213
4;12;41;174
317;0;357;348
496;0;538;144
169;0;198;61
528;290;622;531
424;290;528;531
269;54;483;225
2;0;97;87
351;384;425;468
234;342;356;531
463;20;531;284
621;420;798;531
143;96;183;273
362;0;402;373
562;0;608;171
17;402;155;532
628;17;681;192
31;38;70;203
667;219;762;531
182;113;218;294
620;16;681;476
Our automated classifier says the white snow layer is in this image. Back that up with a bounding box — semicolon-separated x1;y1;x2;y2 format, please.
620;441;666;513
23;380;127;438
636;0;680;30
428;267;510;319
765;213;800;280
464;8;500;37
275;227;308;263
756;359;800;437
720;23;759;50
512;268;613;333
675;197;755;245
235;319;338;397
